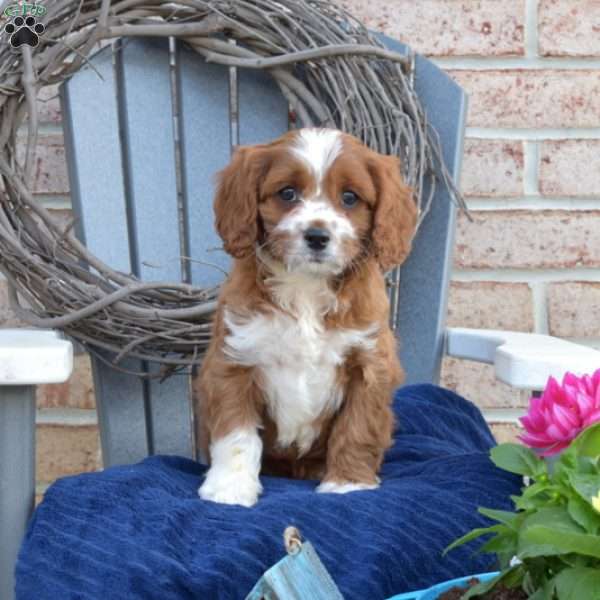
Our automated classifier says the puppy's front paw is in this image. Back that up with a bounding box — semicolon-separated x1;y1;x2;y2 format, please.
316;480;379;494
199;469;262;507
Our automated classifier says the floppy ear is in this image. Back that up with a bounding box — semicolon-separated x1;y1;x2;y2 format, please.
369;154;417;272
214;146;265;259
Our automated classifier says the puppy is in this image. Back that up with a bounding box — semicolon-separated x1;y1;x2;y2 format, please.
193;128;417;507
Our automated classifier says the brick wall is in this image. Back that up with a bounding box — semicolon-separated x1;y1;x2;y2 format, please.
3;0;600;490
341;0;600;441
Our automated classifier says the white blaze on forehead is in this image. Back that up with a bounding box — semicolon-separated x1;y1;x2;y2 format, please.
291;128;342;184
275;201;355;239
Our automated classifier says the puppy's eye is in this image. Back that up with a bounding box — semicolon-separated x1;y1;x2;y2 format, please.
279;187;298;203
342;191;359;208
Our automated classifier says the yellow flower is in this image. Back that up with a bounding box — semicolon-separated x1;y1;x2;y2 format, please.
592;492;600;514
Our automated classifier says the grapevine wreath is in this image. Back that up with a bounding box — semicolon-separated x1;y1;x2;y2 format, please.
0;0;465;376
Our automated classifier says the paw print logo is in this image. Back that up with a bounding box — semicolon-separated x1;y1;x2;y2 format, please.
3;15;45;48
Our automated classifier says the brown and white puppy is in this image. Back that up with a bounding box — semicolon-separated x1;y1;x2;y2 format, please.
193;128;417;507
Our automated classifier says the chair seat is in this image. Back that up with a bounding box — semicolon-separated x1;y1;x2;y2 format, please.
16;385;520;600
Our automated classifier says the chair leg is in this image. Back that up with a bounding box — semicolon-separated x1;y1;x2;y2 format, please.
0;386;35;600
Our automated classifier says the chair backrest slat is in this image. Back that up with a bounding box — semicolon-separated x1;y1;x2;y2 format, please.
62;40;194;465
117;39;196;459
378;36;467;385
145;362;194;458
62;43;151;465
238;69;290;145
89;355;150;463
177;41;232;287
61;44;131;273
61;36;467;467
117;38;182;282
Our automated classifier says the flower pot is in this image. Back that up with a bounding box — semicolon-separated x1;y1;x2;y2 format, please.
387;572;499;600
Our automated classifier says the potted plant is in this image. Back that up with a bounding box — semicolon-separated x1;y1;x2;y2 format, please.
442;370;600;600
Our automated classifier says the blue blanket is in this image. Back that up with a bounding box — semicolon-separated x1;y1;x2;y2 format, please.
17;384;521;599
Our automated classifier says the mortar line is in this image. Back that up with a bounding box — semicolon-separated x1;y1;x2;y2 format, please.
38;195;72;210
482;408;525;423
525;0;540;59
452;269;600;283
567;337;600;348
466;128;600;140
531;281;549;334
36;408;98;426
523;141;540;196
465;198;600;211
433;57;600;70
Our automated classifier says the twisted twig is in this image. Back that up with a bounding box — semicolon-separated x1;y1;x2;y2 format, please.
0;0;466;377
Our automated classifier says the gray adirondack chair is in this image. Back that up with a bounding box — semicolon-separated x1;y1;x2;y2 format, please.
3;34;600;600
60;34;465;467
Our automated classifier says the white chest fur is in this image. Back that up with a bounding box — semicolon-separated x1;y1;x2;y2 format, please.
223;273;376;455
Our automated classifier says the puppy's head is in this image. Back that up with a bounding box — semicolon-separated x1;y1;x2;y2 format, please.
214;128;417;274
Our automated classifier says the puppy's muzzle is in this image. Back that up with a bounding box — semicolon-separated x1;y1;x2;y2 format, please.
303;227;330;252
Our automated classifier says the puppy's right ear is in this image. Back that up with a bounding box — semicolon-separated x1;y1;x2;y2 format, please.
214;146;265;259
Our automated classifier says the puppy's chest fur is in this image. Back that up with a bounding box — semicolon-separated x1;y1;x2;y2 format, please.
223;273;376;455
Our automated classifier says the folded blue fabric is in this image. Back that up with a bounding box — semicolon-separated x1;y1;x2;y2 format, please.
17;384;521;600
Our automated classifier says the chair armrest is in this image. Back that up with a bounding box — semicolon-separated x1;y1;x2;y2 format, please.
0;328;73;385
446;327;600;390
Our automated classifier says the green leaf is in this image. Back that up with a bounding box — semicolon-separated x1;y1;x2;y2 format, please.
571;423;600;459
555;553;588;568
516;506;600;560
521;506;582;531
491;443;546;478
442;525;504;555
567;495;600;534
520;525;600;560
513;479;562;512
502;565;526;588
554;567;600;600
514;491;548;511
480;530;518;556
520;481;554;502
569;473;600;507
527;579;556;600
573;455;600;475
478;507;519;528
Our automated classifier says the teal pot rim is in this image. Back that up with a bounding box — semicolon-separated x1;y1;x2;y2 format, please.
387;571;500;600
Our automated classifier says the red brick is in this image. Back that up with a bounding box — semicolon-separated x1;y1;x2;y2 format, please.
37;354;96;410
539;0;600;57
336;0;525;56
455;210;600;269
462;140;524;197
441;358;530;409
37;84;61;124
36;421;100;483
449;70;600;128
16;134;69;195
540;140;600;197
490;422;524;444
547;282;600;338
448;281;534;331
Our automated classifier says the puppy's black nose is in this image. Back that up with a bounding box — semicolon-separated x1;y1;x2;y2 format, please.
304;227;330;251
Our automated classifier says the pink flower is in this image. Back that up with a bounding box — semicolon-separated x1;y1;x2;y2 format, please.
519;370;600;456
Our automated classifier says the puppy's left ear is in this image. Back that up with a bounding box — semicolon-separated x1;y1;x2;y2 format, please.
369;154;417;272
